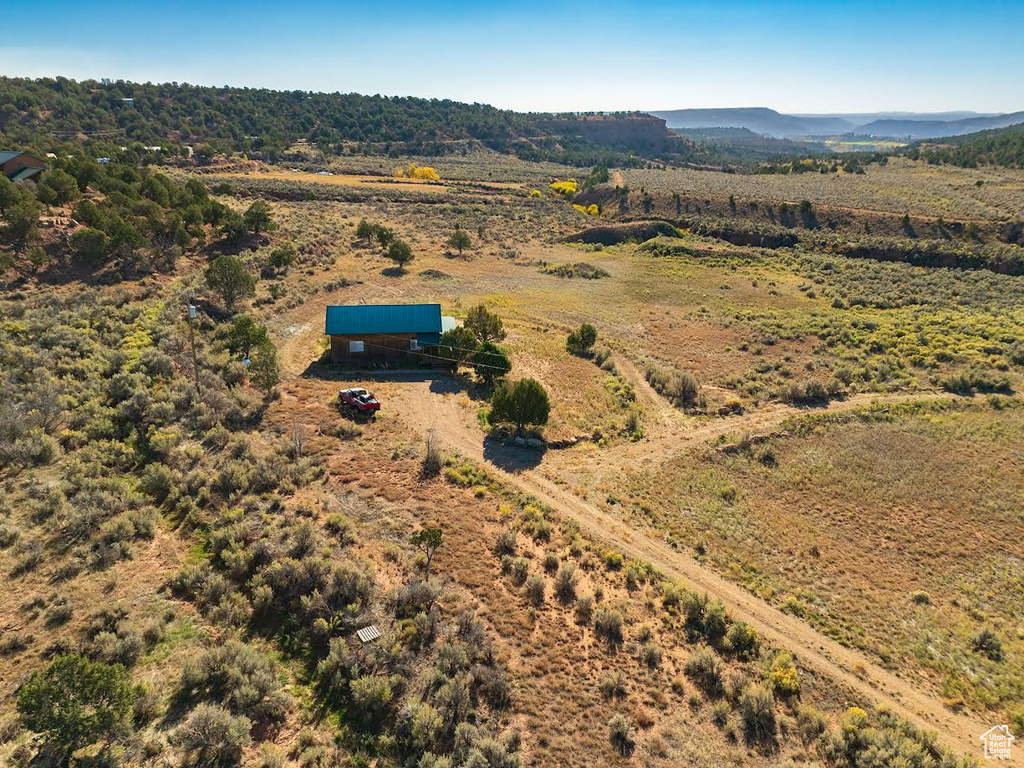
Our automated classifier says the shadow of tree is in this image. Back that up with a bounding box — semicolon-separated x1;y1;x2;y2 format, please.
482;436;544;471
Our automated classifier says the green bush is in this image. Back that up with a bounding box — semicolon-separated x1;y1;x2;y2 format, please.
554;564;578;602
971;628;1003;661
645;362;701;408
574;595;594;625
726;621;760;660
180;641;290;723
598;670;627;700
17;654;136;760
566;323;598;354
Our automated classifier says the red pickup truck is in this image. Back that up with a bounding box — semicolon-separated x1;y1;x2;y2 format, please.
339;388;380;416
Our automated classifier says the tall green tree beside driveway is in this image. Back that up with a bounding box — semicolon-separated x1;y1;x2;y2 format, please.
490;378;550;433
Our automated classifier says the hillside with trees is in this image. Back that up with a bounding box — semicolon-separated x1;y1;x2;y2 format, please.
909;123;1024;169
0;77;853;169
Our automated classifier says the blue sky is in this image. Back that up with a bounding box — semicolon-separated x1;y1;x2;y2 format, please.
2;0;1022;113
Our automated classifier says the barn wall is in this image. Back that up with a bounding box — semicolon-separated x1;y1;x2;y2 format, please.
329;333;416;363
1;154;44;177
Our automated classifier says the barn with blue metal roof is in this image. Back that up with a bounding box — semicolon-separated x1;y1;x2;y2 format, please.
325;303;453;363
0;151;44;182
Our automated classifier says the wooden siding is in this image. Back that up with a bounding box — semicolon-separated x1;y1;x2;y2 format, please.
1;153;44;179
329;333;416;363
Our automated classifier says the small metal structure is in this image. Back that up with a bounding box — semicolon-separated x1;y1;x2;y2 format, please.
356;624;382;644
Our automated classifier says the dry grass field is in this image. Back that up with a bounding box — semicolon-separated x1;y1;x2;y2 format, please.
621;157;1024;221
207;169;451;193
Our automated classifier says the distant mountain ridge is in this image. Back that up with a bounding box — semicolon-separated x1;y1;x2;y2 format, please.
650;107;1024;139
650;108;855;138
857;112;1024;139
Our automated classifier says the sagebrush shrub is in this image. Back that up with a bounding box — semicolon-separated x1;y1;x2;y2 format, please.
608;713;636;756
554;564;578;602
685;647;725;695
593;608;624;645
173;704;251;766
524;574;545;606
739;685;777;742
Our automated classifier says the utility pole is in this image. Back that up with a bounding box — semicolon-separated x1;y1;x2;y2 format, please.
187;300;201;401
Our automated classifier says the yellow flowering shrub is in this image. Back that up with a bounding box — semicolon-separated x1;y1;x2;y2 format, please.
401;163;441;181
550;178;578;197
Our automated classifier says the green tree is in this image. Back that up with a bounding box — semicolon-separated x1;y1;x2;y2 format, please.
489;378;550;433
37;169;81;206
566;323;598;355
17;654;135;763
386;239;414;270
0;175;19;214
249;341;281;395
446;225;472;256
106;216;144;259
464;304;506;343
438;326;480;367
267;244;295;272
242;200;275;235
227;315;269;356
472;341;511;384
206;255;256;310
69;228;109;262
219;210;247;245
410;527;443;580
375;226;395;249
3;195;42;243
355;218;376;240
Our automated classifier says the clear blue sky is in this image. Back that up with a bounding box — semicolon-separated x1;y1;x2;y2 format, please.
3;0;1022;113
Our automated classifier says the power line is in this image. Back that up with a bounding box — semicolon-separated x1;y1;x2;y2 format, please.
373;330;507;359
339;335;510;371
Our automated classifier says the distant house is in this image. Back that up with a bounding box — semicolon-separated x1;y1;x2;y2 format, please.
0;151;44;183
325;303;455;364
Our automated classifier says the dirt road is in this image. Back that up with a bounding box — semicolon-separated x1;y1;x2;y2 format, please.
391;379;1005;763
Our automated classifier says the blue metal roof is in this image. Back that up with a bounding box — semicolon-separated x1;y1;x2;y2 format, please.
325;304;442;336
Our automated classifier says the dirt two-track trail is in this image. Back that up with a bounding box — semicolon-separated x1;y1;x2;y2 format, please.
390;379;1013;764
